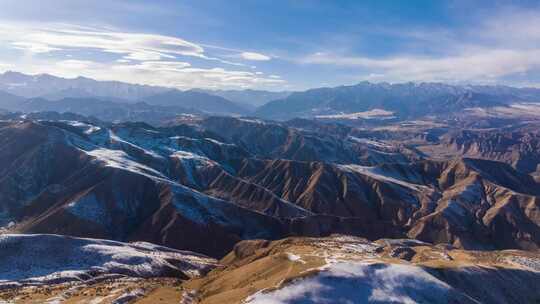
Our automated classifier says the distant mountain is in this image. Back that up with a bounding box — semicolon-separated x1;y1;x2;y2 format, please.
23;111;104;125
143;90;249;115
0;90;25;111
16;97;199;124
255;82;540;120
1;92;248;124
195;89;291;108
0;71;288;109
39;87;99;101
0;71;167;101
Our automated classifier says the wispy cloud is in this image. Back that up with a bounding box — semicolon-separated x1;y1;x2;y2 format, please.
11;41;62;53
0;22;284;89
299;6;540;86
240;52;271;61
303;49;540;83
0;23;205;61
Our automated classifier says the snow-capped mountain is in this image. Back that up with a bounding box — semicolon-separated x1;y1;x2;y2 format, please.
255;81;540;120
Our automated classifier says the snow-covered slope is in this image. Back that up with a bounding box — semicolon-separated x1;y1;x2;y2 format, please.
247;262;474;304
187;235;540;304
0;234;216;288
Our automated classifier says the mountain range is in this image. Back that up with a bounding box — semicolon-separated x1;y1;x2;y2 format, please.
256;82;540;120
1;71;540;302
3;71;540;124
1;116;538;255
0;71;286;110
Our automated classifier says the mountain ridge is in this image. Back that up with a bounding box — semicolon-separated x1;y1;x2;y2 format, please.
255;81;540;120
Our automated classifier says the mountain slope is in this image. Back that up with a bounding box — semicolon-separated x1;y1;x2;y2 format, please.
0;121;285;257
436;128;540;173
0;234;216;287
1;116;539;257
184;236;540;304
143;90;249;115
0;119;398;257
0;90;25;111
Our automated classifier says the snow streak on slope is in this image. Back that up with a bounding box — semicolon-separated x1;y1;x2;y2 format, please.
86;148;166;179
62;120;101;134
348;136;393;149
338;164;430;192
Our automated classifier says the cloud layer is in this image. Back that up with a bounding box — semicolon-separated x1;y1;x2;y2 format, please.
0;22;282;89
299;7;540;87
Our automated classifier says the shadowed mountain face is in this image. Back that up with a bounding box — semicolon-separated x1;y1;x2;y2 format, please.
1;116;539;259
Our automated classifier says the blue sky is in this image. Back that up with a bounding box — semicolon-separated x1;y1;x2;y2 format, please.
0;0;539;90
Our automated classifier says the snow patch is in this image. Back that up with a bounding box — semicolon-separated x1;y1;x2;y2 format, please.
86;148;166;179
348;136;393;149
62;121;101;134
286;253;306;264
316;109;395;120
246;262;469;304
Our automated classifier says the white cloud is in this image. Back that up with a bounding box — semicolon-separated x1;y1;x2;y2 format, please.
0;56;284;90
0;22;284;89
241;52;271;61
0;23;205;61
56;59;95;70
303;49;540;83
11;41;62;53
300;7;540;85
0;22;251;67
0;62;11;71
